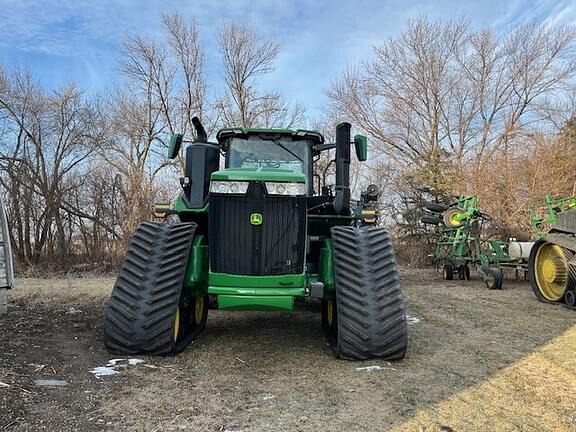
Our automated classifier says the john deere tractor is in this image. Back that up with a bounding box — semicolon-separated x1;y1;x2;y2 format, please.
529;210;576;309
102;118;408;360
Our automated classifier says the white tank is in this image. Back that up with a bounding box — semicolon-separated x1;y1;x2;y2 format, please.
508;241;535;259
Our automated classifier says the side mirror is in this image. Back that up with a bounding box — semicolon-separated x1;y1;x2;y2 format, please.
354;134;368;161
168;134;183;159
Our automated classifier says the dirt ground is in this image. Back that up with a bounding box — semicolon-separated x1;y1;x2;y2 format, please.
1;268;576;432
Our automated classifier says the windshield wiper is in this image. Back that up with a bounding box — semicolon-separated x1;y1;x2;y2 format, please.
259;137;303;163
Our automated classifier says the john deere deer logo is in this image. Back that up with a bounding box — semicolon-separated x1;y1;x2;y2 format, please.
250;213;263;226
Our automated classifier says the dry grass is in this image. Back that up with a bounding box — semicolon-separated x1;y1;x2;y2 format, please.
2;268;576;431
392;324;576;431
9;277;114;303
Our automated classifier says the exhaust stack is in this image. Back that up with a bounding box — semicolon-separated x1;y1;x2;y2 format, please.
333;122;351;215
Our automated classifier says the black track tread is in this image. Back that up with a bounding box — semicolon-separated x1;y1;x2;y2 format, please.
103;221;197;355
331;226;408;360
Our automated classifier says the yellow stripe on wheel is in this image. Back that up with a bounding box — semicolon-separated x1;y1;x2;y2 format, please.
327;301;334;326
173;307;180;342
534;243;569;302
194;296;205;325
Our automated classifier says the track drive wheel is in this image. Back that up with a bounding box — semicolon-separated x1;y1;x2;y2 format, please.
329;226;408;360
321;299;338;345
528;239;571;303
443;264;454;280
485;267;503;290
104;222;206;355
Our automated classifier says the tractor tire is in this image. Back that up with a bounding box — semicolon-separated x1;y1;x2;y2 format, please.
329;226;408;360
464;264;471;281
485;267;503;290
421;215;442;225
443;264;454;280
528;238;573;304
103;221;205;355
424;201;448;212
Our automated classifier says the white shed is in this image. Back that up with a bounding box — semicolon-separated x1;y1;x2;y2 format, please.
0;198;14;314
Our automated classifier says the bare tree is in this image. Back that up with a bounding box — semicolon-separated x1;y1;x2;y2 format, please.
216;23;304;128
0;65;103;268
329;17;576;185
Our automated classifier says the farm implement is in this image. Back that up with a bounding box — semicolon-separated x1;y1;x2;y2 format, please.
529;200;576;309
422;195;531;289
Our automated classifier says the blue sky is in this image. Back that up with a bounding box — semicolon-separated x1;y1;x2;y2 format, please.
0;0;575;115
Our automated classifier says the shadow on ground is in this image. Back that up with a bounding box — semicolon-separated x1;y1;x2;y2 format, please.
0;269;574;431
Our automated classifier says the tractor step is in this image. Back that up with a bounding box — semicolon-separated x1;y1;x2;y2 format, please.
217;295;294;311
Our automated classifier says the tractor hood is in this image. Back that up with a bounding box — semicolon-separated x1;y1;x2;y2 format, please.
211;168;305;183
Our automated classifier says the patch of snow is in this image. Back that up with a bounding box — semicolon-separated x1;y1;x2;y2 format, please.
90;358;146;378
407;315;422;325
34;379;68;386
355;365;397;372
90;366;120;378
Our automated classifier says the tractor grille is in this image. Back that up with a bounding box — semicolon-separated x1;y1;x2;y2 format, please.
209;183;306;275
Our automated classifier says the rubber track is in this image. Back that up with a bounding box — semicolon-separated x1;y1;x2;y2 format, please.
331;226;408;360
103;221;197;355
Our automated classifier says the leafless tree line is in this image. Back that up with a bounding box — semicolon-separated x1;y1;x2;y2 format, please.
0;14;574;271
0;15;304;272
328;17;576;262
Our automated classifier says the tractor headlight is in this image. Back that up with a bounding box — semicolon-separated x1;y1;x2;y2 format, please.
265;182;306;196
209;181;249;194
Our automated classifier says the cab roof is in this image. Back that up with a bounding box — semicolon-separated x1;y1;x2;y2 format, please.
216;127;324;144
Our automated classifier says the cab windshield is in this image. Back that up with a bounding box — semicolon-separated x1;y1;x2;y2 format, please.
227;137;310;176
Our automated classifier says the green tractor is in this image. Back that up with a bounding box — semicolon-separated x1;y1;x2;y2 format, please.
102;118;408;360
528;210;576;309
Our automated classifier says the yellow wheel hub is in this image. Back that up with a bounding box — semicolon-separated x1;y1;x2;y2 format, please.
327;301;334;326
173;307;181;342
194;296;205;324
534;243;569;301
443;209;464;227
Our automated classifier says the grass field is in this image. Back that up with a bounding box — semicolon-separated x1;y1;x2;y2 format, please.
1;268;575;431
